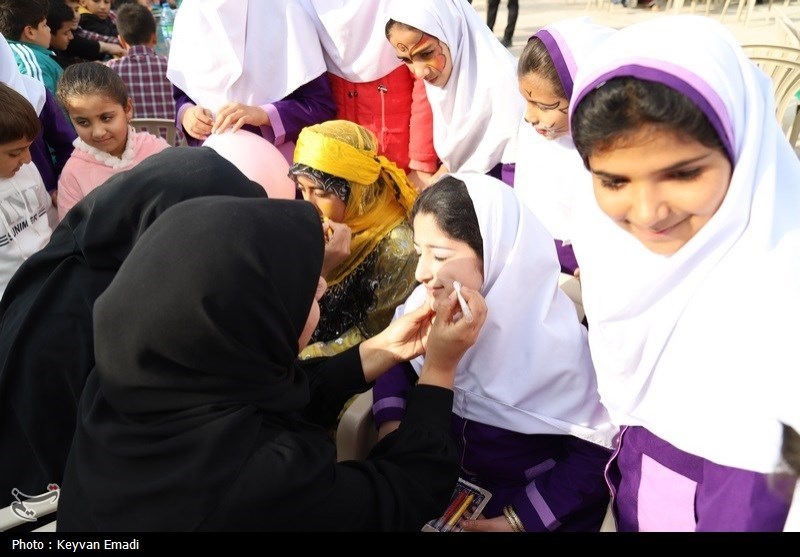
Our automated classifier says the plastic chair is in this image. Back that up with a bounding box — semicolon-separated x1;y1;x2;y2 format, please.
719;0;757;26
131;117;183;147
336;389;377;462
0;488;58;532
741;44;800;152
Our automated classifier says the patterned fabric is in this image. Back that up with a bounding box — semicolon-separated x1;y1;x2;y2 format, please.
106;45;175;122
75;26;120;45
300;223;418;359
288;163;350;203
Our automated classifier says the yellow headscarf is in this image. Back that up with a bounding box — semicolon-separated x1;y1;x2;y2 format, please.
293;120;417;287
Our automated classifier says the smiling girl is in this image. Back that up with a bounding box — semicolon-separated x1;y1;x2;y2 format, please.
513;18;616;276
372;174;616;532
56;62;168;220
569;15;800;531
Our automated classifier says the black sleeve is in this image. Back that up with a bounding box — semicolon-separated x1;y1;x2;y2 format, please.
296;345;369;429
210;384;459;532
62;34;102;61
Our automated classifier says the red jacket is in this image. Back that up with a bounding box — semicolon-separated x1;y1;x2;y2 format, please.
328;66;438;173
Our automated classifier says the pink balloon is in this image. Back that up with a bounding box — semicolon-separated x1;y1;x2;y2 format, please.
202;130;296;199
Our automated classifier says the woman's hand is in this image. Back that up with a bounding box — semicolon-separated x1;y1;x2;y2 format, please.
460;515;515;532
418;285;487;389
211;103;270;134
359;303;435;383
321;220;352;278
181;105;214;141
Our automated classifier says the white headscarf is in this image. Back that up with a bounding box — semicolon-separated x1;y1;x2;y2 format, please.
166;0;327;114
397;173;616;448
0;34;45;115
386;0;524;173
300;0;401;82
514;18;616;242
569;15;800;472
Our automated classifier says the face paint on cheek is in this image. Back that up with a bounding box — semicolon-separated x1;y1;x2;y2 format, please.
430;50;446;72
411;34;447;73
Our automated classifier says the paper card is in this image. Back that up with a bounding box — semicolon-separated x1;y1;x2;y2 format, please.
422;478;492;532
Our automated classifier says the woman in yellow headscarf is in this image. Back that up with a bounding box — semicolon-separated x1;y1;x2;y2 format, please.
291;120;418;359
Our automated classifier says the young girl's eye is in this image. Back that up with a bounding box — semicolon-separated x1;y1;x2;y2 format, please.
433;254;447;262
669;168;702;181
598;178;625;190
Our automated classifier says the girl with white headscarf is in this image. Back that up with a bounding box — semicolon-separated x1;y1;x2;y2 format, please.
0;34;75;194
298;0;437;184
373;174;617;532
514;18;616;276
166;0;336;162
569;15;800;531
385;0;524;188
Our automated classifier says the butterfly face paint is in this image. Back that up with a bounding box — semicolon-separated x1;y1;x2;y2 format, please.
388;26;453;88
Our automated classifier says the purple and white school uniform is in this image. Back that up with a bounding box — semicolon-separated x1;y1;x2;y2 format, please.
513;18;616;275
569;15;800;531
166;0;336;160
374;173;617;531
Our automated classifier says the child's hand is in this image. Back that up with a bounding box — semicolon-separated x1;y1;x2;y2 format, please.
460;515;515;532
321;220;352;279
182;105;213;140
211;103;270;135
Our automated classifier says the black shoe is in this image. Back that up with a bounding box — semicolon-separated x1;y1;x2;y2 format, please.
500;37;512;48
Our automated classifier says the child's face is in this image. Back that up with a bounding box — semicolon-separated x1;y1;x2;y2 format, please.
588;125;732;255
294;174;347;223
80;0;112;20
65;0;80;19
26;19;51;49
66;94;133;158
413;212;484;312
50;22;74;52
388;26;453;88
518;71;570;141
0;138;33;179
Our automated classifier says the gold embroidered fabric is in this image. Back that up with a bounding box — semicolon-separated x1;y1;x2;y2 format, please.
300;223;418;360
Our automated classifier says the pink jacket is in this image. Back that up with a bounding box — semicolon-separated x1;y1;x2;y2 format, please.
57;129;169;221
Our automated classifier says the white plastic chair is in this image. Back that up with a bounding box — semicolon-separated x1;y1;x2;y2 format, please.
741;43;800;153
131;117;183;147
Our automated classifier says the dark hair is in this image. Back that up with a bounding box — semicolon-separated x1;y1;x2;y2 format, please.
571;77;726;169
0;0;48;41
0;82;40;144
57;62;130;110
47;0;76;38
783;424;800;476
115;2;155;46
384;18;421;40
410;176;483;260
517;36;566;100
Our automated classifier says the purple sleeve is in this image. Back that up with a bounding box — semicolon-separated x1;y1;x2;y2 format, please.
268;73;336;144
555;240;579;276
372;361;418;428
172;85;203;146
30;91;77;192
41;91;77;176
